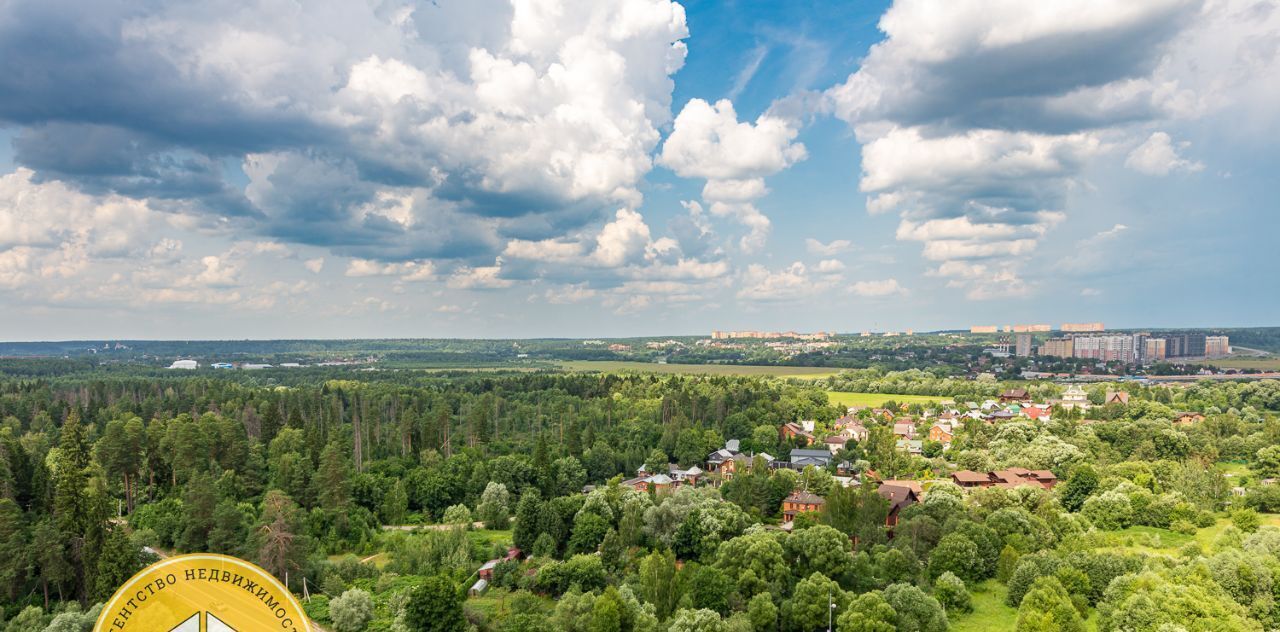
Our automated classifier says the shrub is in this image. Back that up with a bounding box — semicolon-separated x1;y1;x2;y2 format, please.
1231;508;1261;533
329;588;374;632
933;572;972;614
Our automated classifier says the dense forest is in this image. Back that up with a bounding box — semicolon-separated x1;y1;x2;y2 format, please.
1;364;1280;630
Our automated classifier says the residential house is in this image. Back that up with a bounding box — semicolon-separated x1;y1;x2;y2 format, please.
781;490;826;521
877;484;920;528
705;448;737;471
789;448;833;469
833;416;869;442
952;470;993;489
718;452;772;479
823;434;850;455
1028;470;1058;489
637;462;701;484
780;422;815;445
1174;412;1205;426
1060;384;1090;410
896;439;923;456
928;422;955;445
878;480;924;496
979;468;1059;490
625;473;675;493
999;388;1030;403
893;422;917;440
987;410;1016;423
1022;407;1051;422
1103;391;1131;405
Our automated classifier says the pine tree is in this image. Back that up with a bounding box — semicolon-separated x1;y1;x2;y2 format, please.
316;442;351;512
209;500;249;556
179;473;218;551
0;498;30;602
513;489;542;553
94;525;141;600
52;410;91;604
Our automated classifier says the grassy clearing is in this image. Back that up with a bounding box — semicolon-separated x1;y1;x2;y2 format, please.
825;391;946;408
554;360;844;378
468;528;514;548
950;579;1098;632
1202;356;1280;370
466;587;555;621
949;580;1017;632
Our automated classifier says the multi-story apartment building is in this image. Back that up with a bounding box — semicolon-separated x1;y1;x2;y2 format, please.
1205;336;1231;358
1015;333;1034;357
1144;338;1167;362
971;325;999;334
1013;324;1052;333
1038;337;1074;358
1062;322;1105;332
1073;334;1138;363
1157;332;1207;358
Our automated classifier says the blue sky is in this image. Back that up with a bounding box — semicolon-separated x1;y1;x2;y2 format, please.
0;0;1276;340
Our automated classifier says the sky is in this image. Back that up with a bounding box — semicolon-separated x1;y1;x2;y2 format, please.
0;0;1277;340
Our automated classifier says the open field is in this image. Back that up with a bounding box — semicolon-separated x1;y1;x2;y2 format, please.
1204;356;1280;370
826;391;946;408
554;360;845;378
950;580;1098;632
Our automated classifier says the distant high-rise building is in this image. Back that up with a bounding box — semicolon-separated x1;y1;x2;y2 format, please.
1039;337;1074;358
1072;334;1138;363
1144;338;1167;362
1062;322;1105;332
971;325;998;334
1156;332;1207;358
1205;336;1231;358
1015;333;1034;357
1013;324;1052;333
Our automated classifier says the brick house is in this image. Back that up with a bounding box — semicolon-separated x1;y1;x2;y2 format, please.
781;490;825;521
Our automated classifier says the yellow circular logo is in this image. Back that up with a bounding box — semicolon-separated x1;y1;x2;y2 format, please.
94;554;312;632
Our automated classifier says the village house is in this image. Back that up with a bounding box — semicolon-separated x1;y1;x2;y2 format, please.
637;463;703;485
896;439;923;456
781;490;825;521
1058;384;1091;410
823;434;849;455
999;388;1030;403
892;422;917;440
780;421;816;445
715;452;773;480
871;408;895;421
1021;406;1051;422
987;409;1017;423
877;480;924;496
623;473;676;494
1174;411;1205;426
877;483;920;528
1104;390;1131;405
833;415;869;441
789;448;833;469
952;468;1058;490
927;422;955;445
951;470;993;489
